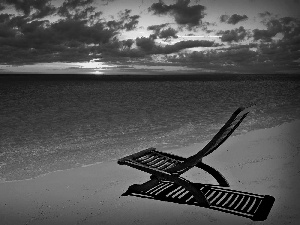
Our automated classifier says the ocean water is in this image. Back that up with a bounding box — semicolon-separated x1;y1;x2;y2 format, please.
1;74;300;182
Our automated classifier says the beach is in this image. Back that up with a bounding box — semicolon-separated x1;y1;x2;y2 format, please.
1;120;299;225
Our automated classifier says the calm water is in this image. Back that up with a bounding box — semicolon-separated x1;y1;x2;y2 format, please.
1;74;300;182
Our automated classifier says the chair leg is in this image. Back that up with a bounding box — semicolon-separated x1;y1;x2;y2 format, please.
196;162;229;187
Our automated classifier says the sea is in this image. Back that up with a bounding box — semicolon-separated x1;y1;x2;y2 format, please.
1;74;300;182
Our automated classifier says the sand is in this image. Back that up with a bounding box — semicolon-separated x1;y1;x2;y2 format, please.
1;120;300;225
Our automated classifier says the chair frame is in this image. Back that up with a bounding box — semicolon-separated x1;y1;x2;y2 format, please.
118;106;275;221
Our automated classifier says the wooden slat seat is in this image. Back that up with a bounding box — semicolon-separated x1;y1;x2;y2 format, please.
119;148;184;171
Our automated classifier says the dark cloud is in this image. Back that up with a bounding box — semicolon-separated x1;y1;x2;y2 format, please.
220;14;248;24
227;14;248;25
211;48;257;64
59;0;93;11
148;0;206;29
253;16;300;42
101;0;115;5
135;36;216;54
152;15;300;72
217;26;248;42
220;15;229;23
120;39;134;50
0;13;10;23
58;0;97;20
50;19;115;44
148;0;170;15
1;0;298;71
106;20;123;30
0;0;124;64
107;9;140;31
0;0;144;64
171;16;300;70
147;23;169;31
147;24;178;40
123;15;140;31
168;47;258;69
255;39;300;68
136;36;156;52
147;23;169;39
252;29;275;42
258;11;272;18
161;40;217;54
3;0;56;18
250;16;300;70
158;27;178;40
0;3;6;11
0;23;15;38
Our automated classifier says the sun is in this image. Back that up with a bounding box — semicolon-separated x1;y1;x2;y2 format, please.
93;70;104;75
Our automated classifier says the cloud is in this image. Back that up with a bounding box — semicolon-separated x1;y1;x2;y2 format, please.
258;11;272;18
252;29;275;42
136;36;157;52
201;21;217;33
147;23;169;39
59;0;94;11
148;0;206;29
217;26;248;42
220;14;248;25
253;16;300;42
158;27;178;40
147;23;169;32
123;15;140;31
58;0;98;20
3;0;56;18
147;24;178;40
161;40;217;54
0;0;145;64
0;3;6;11
0;0;125;64
227;14;248;25
168;47;258;68
107;9;140;31
101;0;115;5
220;15;229;23
135;36;217;54
120;39;134;50
249;16;300;69
0;13;10;23
148;15;299;72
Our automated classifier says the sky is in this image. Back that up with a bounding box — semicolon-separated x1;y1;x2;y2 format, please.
0;0;299;74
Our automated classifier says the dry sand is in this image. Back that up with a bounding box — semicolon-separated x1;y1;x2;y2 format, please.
1;120;300;225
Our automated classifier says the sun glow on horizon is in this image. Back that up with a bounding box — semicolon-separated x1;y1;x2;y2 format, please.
76;59;117;69
92;70;105;75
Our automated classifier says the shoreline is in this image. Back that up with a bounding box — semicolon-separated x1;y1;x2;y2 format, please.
0;119;297;184
1;120;300;224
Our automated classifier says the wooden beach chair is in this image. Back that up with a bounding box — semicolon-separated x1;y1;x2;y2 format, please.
118;106;275;221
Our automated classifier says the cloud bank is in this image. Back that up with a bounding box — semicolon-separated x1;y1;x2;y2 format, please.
0;0;299;73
